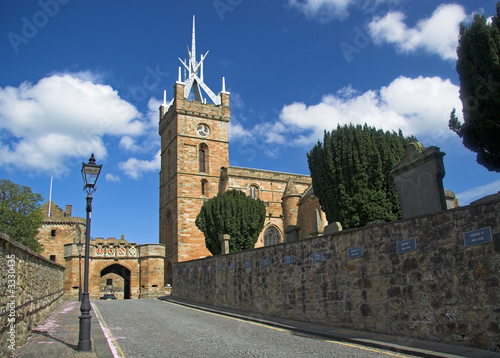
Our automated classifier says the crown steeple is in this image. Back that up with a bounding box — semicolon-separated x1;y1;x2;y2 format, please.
176;16;225;105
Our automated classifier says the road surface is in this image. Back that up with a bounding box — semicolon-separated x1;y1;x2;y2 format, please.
93;298;418;358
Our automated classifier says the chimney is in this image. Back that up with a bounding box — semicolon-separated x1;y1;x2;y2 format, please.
65;205;72;217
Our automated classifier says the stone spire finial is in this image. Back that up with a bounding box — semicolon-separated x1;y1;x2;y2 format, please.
282;178;300;199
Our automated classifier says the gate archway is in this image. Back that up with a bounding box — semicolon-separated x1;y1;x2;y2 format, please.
100;264;131;299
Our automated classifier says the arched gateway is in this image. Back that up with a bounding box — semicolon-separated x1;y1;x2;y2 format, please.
100;264;131;299
63;237;166;299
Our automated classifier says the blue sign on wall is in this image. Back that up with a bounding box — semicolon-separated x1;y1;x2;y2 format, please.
312;252;323;263
230;262;235;269
464;227;492;247
218;264;222;271
244;260;251;268
397;238;416;254
284;255;293;265
262;258;270;267
348;246;363;259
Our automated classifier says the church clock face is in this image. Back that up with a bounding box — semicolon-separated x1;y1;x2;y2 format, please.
196;124;210;137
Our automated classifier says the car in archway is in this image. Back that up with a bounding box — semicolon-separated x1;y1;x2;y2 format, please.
100;294;117;300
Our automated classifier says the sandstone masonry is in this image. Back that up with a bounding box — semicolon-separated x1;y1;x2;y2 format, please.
172;199;500;352
0;233;65;357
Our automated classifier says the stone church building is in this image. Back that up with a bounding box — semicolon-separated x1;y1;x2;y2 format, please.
158;17;327;285
36;17;326;297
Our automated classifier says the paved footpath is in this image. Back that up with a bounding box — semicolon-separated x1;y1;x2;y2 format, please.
10;300;113;358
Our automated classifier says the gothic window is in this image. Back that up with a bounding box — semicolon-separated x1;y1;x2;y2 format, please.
201;179;208;196
199;143;209;173
249;185;259;199
264;226;280;246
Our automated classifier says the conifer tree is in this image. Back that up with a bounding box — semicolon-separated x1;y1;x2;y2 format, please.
307;124;416;229
195;189;266;255
449;2;500;172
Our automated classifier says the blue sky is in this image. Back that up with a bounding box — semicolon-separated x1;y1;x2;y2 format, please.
1;0;499;245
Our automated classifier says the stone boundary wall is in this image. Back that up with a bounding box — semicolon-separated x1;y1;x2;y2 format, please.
172;199;500;351
0;233;65;357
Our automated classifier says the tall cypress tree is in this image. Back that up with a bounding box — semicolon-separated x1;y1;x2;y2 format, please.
449;2;500;172
307;124;416;229
196;190;266;255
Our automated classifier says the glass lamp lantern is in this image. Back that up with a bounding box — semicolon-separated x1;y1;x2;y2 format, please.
81;154;102;192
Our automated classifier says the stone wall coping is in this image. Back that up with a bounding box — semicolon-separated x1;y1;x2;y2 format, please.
316;197;500;239
0;232;65;270
173;196;500;267
137;243;166;248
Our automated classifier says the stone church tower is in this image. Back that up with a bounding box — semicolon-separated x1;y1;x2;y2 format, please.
159;16;230;284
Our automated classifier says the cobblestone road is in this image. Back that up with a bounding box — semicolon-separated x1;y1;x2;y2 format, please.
93;299;418;358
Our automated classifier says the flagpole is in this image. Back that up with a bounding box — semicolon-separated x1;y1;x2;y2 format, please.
48;176;53;217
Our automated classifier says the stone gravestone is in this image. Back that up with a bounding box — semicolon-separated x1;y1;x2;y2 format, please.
220;234;230;255
391;142;447;219
310;209;323;236
285;225;301;243
323;222;342;236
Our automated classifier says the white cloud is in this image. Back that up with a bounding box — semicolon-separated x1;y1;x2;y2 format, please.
233;75;461;152
105;173;121;182
146;97;161;127
288;0;353;19
118;150;161;179
229;121;251;141
118;97;161;154
288;0;401;20
119;136;141;152
368;4;467;60
0;73;144;175
455;179;500;205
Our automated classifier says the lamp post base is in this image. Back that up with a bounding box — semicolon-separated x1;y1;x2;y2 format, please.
78;318;92;351
78;292;92;351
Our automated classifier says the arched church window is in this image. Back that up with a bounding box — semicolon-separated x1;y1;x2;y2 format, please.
199;143;209;173
249;185;259;199
201;179;208;196
264;226;280;246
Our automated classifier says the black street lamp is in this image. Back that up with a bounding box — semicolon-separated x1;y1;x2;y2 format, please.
78;153;102;352
77;241;83;302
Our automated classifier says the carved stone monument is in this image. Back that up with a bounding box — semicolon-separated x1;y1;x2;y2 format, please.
285;225;301;243
220;234;230;255
323;222;342;236
391;142;447;219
